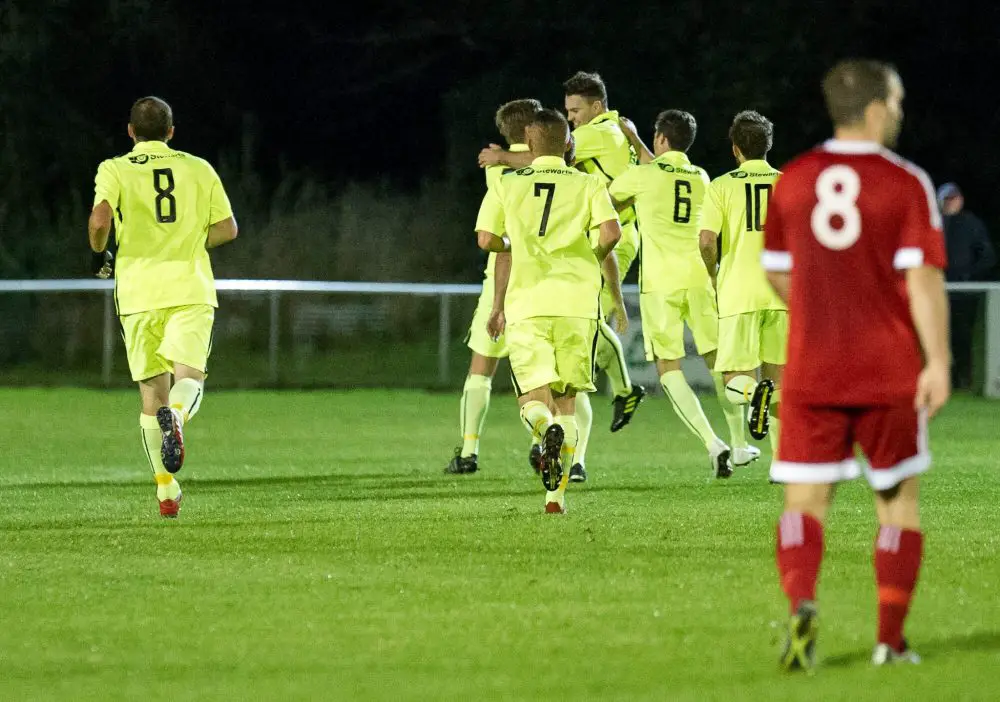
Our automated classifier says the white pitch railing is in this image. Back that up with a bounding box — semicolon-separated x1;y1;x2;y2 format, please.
1;280;999;395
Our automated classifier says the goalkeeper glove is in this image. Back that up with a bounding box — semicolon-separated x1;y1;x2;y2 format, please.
91;250;114;279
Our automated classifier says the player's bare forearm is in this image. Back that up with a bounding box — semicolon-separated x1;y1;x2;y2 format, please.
478;148;533;170
595;220;622;262
633;143;654;165
601;252;628;333
491;251;511;312
207;216;239;249
907;265;951;366
88;201;113;252
766;271;790;303
600;252;623;297
477;231;510;253
618;116;654;164
908;265;951;416
698;230;718;277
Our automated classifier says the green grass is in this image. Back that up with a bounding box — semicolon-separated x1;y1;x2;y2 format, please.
0;389;997;701
0;338;483;390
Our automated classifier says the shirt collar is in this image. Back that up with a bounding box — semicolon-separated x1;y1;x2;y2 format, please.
822;139;882;154
532;155;567;167
510;143;529;153
587;110;619;126
132;140;171;152
740;159;772;170
654;150;692;166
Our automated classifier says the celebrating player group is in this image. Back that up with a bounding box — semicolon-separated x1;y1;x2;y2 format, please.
448;59;951;669
89;59;949;673
451;73;787;501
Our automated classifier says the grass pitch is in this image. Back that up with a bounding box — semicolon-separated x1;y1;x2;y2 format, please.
0;388;997;701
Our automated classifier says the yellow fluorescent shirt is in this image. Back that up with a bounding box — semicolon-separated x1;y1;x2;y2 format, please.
572;110;638;232
475;155;619;323
609;151;711;293
700;159;786;316
480;143;529;300
94;140;233;315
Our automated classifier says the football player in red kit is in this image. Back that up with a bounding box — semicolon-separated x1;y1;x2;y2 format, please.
761;59;950;671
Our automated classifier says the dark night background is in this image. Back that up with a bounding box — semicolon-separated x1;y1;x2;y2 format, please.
2;0;999;285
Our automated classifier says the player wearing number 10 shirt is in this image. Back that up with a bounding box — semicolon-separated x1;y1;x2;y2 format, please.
88;97;238;519
761;61;950;672
699;111;786;458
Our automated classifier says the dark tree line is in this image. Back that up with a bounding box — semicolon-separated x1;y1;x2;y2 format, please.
2;0;998;283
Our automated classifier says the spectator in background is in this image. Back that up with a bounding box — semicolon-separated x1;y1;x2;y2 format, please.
938;182;997;388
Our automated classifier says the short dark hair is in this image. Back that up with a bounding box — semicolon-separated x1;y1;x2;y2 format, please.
563;71;608;106
654;110;697;152
130;96;173;141
527;108;570;155
822;59;898;127
728;110;773;160
495;98;542;145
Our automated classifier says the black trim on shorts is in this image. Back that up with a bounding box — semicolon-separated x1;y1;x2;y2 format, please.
204;318;216;374
590;324;600;385
509;368;523;397
636;218;644;294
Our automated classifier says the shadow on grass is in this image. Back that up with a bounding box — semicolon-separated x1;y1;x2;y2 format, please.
0;473;406;491
0;473;689;496
0;481;683;531
823;629;1000;668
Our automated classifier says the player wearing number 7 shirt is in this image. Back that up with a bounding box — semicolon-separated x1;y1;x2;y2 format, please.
88;97;238;518
762;60;950;672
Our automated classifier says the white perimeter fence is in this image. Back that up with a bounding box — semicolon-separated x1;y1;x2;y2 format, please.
1;279;999;397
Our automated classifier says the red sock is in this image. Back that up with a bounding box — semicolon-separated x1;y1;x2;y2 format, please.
874;526;923;651
776;512;824;614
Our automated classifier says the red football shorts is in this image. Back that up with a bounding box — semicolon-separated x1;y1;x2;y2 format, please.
770;403;930;490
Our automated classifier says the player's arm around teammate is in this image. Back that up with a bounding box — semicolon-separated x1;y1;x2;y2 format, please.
617;115;654;164
89;96;236;519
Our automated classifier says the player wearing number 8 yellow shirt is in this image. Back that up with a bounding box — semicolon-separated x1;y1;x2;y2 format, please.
88;96;238;518
475;109;625;514
698;111;786;458
609;110;754;478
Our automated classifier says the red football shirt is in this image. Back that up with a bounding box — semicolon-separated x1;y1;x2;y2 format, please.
763;140;946;406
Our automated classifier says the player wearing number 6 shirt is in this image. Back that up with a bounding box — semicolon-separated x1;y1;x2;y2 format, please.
762;61;950;672
698;111;786;461
476;109;625;515
88;97;238;518
609;110;748;480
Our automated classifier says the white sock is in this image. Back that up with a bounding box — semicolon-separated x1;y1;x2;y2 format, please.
660;370;720;450
169;378;204;425
713;373;747;449
574;393;592;467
